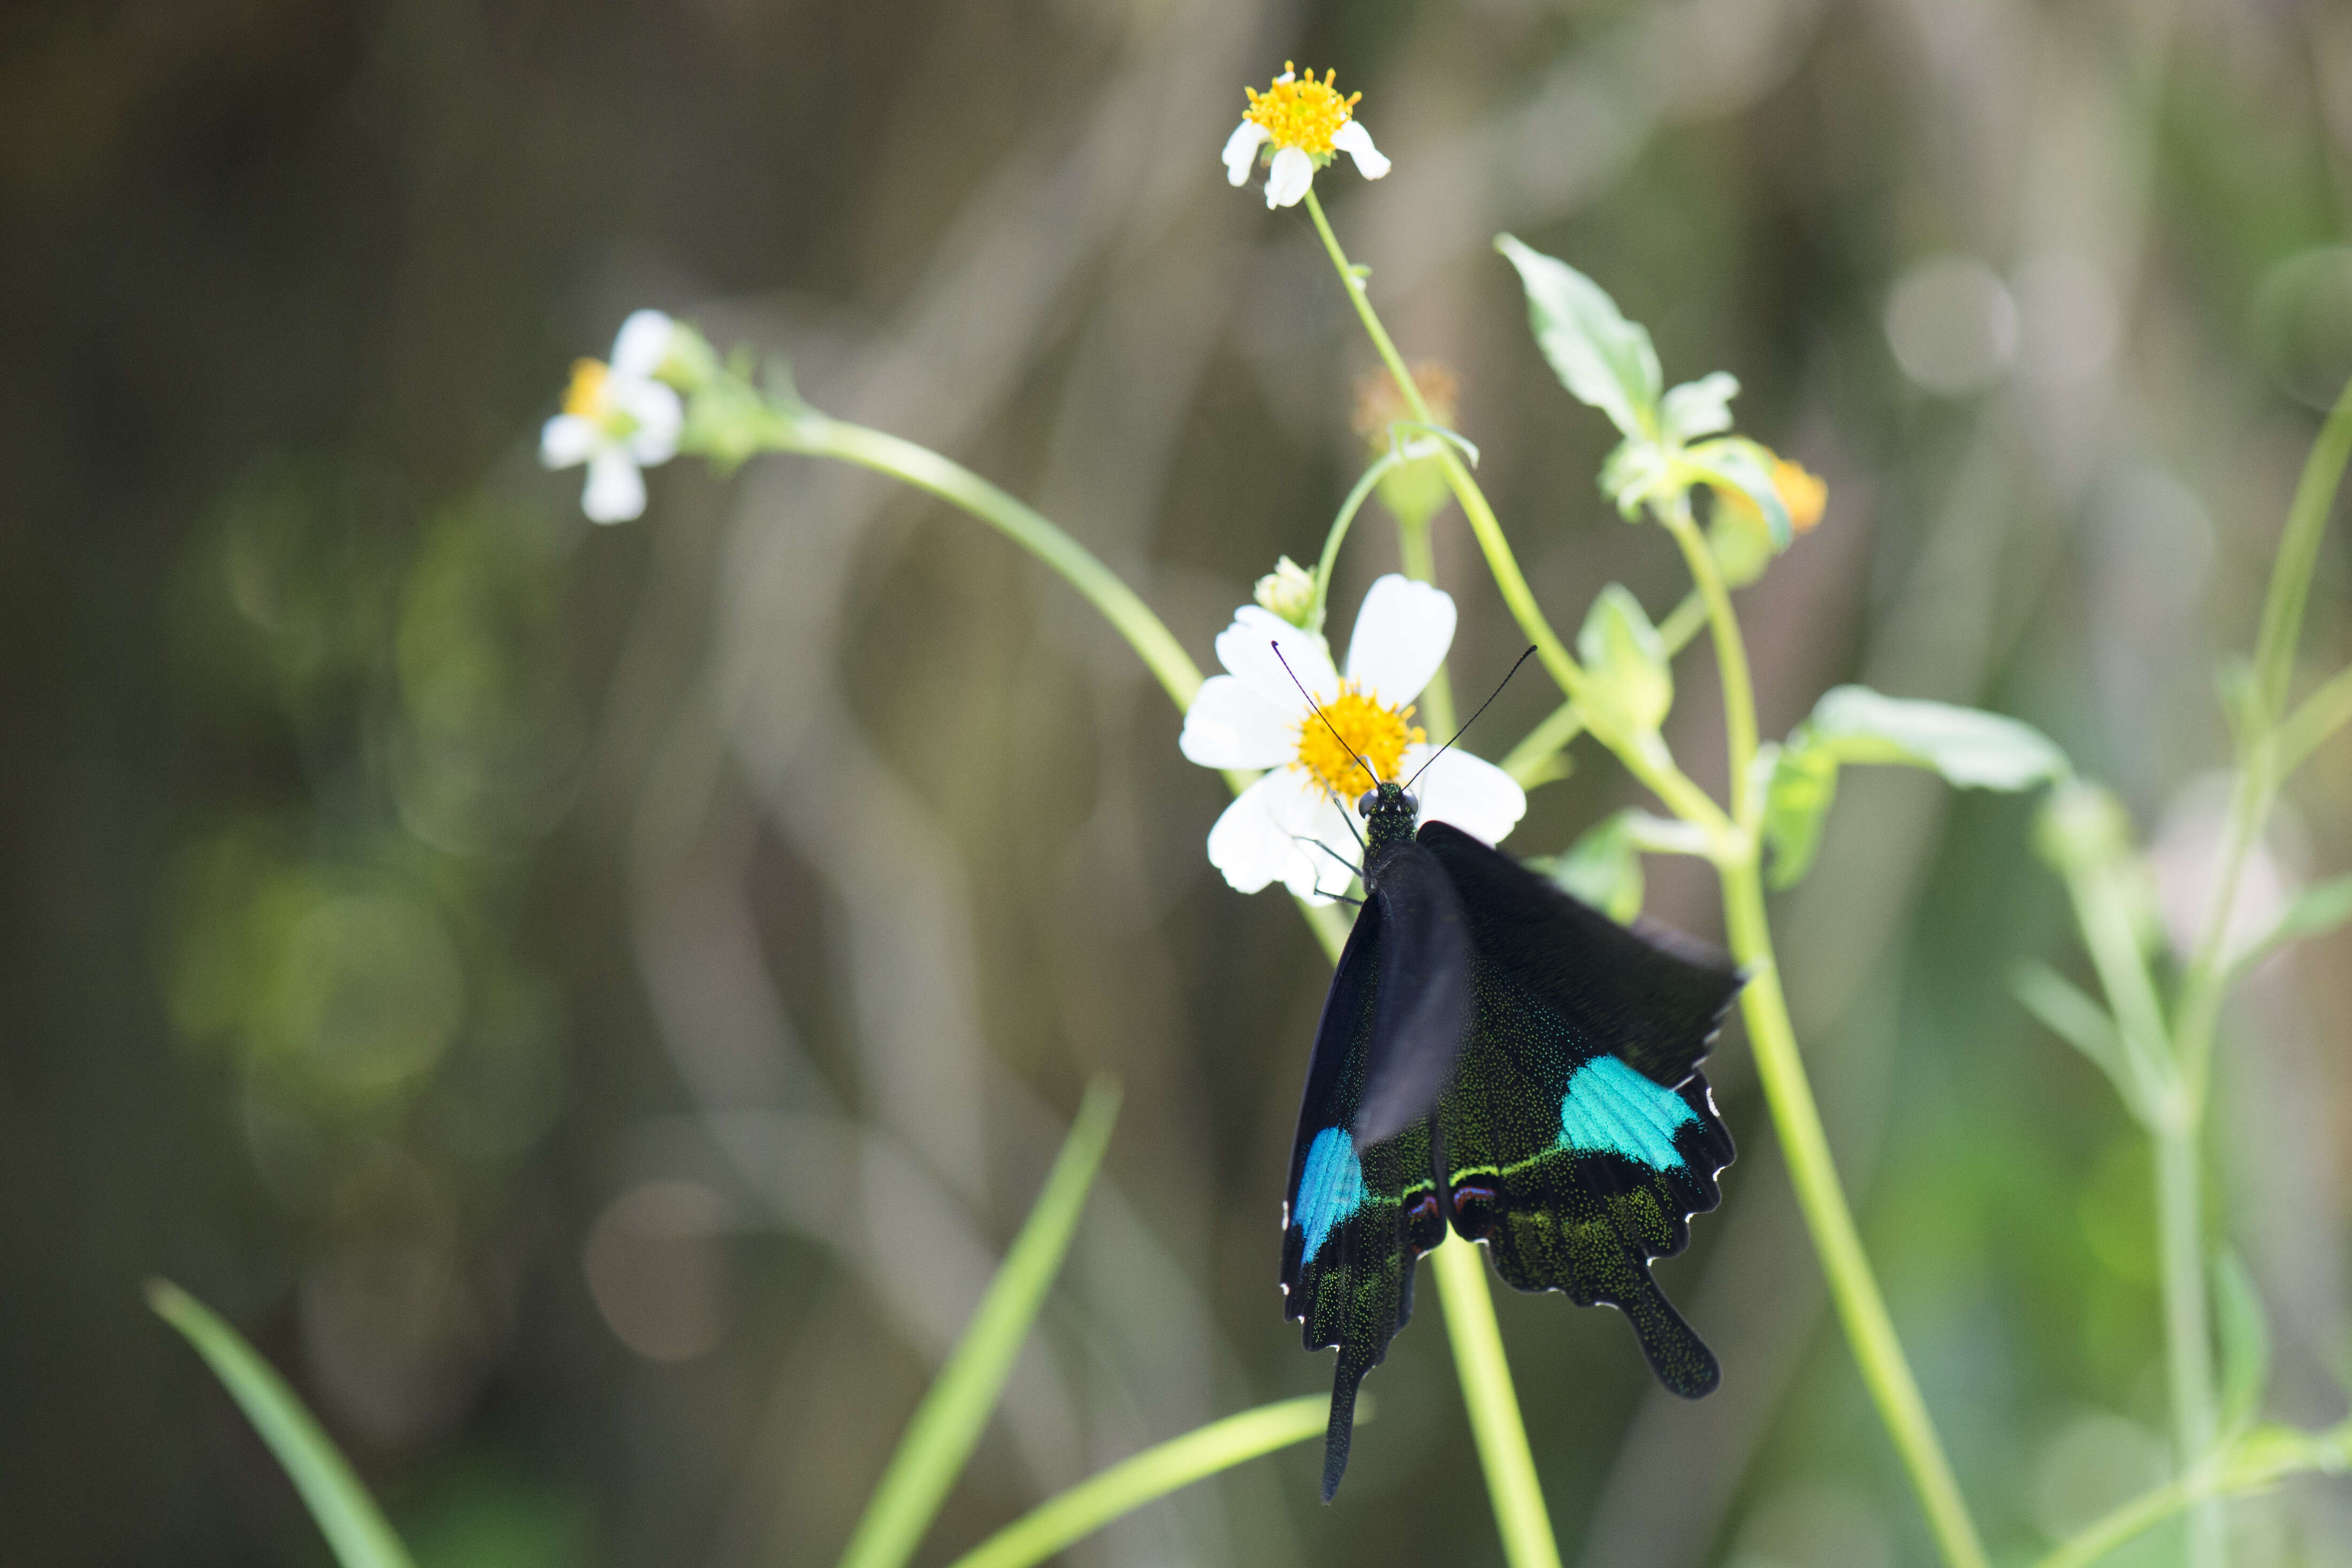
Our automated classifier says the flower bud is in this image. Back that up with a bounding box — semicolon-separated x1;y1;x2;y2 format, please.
1253;556;1317;627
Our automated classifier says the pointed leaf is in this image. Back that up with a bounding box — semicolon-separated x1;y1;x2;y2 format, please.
148;1280;418;1568
1495;235;1661;440
1761;741;1841;889
1807;685;2071;790
1660;372;1739;444
1575;585;1672;736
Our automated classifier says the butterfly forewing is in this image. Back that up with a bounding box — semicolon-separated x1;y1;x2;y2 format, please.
1351;842;1472;1147
1418;822;1742;1397
1281;894;1447;1501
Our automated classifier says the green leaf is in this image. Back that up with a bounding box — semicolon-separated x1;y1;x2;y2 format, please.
1764;687;2068;887
1682;437;1792;550
2269;872;2352;945
1495;235;1661;441
2214;1248;2272;1436
1761;741;1841;889
1575;585;1673;737
148;1280;418;1568
836;1078;1122;1568
2008;960;2140;1113
940;1396;1340;1568
1659;372;1739;445
1807;685;2071;790
1548;810;1645;924
1598;437;1675;519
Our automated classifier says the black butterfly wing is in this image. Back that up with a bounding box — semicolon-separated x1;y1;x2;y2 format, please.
1353;841;1473;1146
1418;821;1742;1397
1281;892;1448;1501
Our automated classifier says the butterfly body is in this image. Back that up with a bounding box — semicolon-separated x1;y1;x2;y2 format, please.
1281;782;1742;1499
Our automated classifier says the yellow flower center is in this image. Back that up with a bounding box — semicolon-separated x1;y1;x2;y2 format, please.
1244;64;1360;156
1296;683;1423;798
562;358;611;420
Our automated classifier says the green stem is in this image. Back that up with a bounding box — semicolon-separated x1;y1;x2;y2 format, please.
1310;452;1403;638
1657;496;1759;823
1665;492;1988;1567
2157;1122;2221;1568
2272;662;2352;777
1299;190;1731;842
2249;375;2352;718
940;1397;1333;1568
786;415;1204;712
1722;866;1991;1568
1431;1233;1565;1568
1397;507;1457;736
835;1081;1122;1568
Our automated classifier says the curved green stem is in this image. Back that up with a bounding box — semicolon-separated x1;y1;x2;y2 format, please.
1300;191;1731;843
1674;507;1988;1567
1396;507;1457;736
1311;452;1404;637
785;414;1204;712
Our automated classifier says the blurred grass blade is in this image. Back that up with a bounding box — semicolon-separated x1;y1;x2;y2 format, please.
147;1279;417;1568
835;1077;1122;1568
2213;1248;2272;1434
940;1395;1339;1568
2229;873;2352;985
2009;960;2143;1117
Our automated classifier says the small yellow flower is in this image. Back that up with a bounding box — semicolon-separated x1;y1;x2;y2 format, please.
1716;452;1827;536
1223;65;1391;209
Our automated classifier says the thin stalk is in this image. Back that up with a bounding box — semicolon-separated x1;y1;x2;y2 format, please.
1396;508;1457;735
1300;191;1731;842
1722;867;1991;1568
1431;1233;1565;1568
1657;497;1760;823
940;1397;1332;1568
1310;452;1403;637
788;415;1204;712
2272;662;2352;777
2157;1122;2221;1568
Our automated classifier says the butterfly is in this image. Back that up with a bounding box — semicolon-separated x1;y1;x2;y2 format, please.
1276;662;1744;1501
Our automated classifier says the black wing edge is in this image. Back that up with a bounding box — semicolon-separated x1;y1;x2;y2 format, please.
1351;843;1472;1147
1416;821;1745;1088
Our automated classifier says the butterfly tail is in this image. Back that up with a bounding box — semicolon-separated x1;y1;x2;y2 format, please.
1320;1349;1374;1502
1614;1264;1720;1398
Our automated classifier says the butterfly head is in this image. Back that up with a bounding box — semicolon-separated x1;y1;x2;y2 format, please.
1356;779;1419;851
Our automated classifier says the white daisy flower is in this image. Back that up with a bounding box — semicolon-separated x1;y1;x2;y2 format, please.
1180;574;1526;904
539;310;685;524
1223;64;1392;211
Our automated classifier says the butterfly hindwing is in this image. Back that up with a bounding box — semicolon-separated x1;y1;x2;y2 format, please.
1418;822;1742;1397
1282;893;1447;1501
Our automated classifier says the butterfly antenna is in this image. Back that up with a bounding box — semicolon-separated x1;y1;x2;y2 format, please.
1405;646;1538;790
1272;643;1380;787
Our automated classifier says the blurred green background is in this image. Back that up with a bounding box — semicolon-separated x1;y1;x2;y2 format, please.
7;1;2352;1564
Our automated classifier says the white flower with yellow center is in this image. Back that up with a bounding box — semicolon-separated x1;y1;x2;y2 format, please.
1181;575;1525;902
539;310;684;524
1222;65;1392;210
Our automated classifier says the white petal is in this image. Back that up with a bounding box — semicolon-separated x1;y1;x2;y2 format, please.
1331;120;1391;180
1343;574;1456;706
609;310;675;378
618;380;684;463
1406;747;1526;846
1223;120;1270;186
581;450;646;523
539;414;599;470
1265;146;1315;209
1274;788;1361;904
1180;675;1299;769
1206;770;1305;894
1216;606;1337;710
